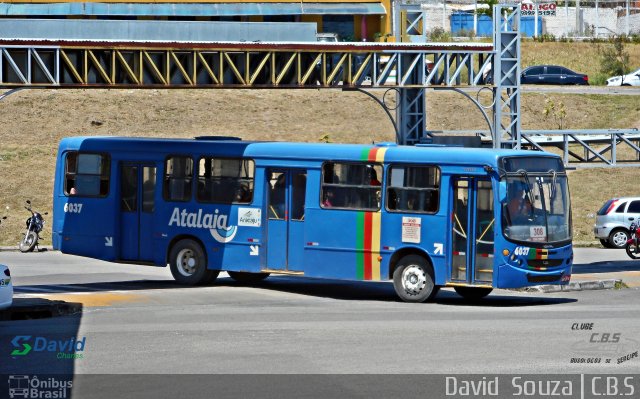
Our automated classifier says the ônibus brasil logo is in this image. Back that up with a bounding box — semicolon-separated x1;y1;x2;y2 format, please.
168;208;237;243
11;335;87;359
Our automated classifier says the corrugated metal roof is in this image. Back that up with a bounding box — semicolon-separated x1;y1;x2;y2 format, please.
0;2;387;16
0;19;318;42
0;38;494;51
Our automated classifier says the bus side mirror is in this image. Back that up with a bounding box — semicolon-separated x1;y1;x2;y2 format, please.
498;181;507;202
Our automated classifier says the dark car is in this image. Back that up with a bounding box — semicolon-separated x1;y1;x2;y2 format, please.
521;65;588;85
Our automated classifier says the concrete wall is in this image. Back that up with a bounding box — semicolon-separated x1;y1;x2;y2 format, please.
420;3;640;37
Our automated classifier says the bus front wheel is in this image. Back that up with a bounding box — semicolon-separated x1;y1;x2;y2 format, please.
392;255;439;303
454;286;493;300
228;271;270;284
169;239;219;285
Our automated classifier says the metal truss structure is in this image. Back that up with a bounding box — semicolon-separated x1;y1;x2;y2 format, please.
492;5;521;150
0;41;493;89
522;129;640;167
0;39;493;146
397;6;428;43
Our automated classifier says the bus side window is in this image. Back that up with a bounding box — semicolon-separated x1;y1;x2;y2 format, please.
386;165;440;213
268;172;286;219
164;156;193;202
321;162;382;211
197;157;254;204
291;173;306;221
64;151;110;197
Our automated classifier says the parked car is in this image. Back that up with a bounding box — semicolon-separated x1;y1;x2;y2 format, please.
594;197;640;248
607;68;640;86
0;264;13;310
521;65;589;85
316;32;340;43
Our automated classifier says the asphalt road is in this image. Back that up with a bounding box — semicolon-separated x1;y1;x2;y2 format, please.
0;249;637;380
456;85;640;96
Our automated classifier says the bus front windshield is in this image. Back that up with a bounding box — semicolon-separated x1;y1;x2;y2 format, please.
502;171;571;245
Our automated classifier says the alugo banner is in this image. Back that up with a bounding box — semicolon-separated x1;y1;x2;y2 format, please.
521;2;557;16
2;374;640;399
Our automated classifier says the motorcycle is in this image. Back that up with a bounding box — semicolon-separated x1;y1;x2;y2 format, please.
19;200;47;253
625;217;640;259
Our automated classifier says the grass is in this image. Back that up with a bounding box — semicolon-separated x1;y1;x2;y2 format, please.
614;280;629;289
521;42;640;81
568;168;639;242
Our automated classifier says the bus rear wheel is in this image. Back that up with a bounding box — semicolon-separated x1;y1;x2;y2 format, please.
392;255;439;303
169;239;218;285
228;271;270;284
454;286;493;300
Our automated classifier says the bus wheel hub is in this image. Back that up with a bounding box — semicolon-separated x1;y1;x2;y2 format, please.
402;265;426;295
177;249;197;275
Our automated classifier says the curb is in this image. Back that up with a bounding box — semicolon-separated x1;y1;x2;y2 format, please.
0;299;82;321
524;279;622;293
0;246;53;252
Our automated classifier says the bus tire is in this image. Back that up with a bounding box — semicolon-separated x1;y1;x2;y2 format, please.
454;286;493;300
228;271;270;284
392;255;439;303
169;239;216;285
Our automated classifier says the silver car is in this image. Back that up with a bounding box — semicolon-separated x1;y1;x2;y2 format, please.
594;197;640;248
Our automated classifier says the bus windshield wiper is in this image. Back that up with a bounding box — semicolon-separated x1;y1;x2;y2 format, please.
516;169;535;210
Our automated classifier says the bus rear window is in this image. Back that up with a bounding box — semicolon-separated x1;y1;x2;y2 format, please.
386;165;440;213
164;156;193;202
65;152;110;197
197;157;254;204
321;162;382;210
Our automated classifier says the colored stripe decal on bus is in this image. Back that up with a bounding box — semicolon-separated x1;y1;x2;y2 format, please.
356;211;383;280
356;147;387;281
363;211;373;280
528;249;549;260
370;212;382;280
356;212;365;279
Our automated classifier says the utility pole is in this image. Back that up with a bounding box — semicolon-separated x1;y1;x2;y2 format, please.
576;0;581;36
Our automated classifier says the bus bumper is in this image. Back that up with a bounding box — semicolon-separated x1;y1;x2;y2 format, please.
497;263;572;289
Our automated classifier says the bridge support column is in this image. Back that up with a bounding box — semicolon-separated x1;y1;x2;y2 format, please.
396;88;426;145
492;5;521;149
396;49;427;145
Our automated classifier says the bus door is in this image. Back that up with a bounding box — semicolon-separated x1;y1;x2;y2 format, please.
266;169;307;271
451;177;494;285
120;163;157;262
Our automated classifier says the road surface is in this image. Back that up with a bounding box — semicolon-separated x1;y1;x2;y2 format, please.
0;249;638;397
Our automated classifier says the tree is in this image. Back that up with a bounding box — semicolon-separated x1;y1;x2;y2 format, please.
599;36;631;81
542;98;567;130
476;0;499;18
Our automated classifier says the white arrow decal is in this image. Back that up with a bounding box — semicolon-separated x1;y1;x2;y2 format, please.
105;237;113;247
434;243;443;255
249;245;259;256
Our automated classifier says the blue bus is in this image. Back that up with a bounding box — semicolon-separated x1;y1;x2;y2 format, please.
52;137;573;302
